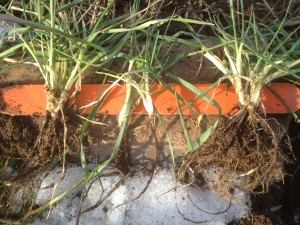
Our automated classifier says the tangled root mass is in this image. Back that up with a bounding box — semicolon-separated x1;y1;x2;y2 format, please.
178;107;293;196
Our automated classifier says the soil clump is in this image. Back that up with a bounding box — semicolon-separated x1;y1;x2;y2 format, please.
178;107;293;197
230;114;300;225
0;105;82;218
0;114;38;160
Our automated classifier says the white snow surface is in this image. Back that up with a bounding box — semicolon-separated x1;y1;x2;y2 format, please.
31;165;250;225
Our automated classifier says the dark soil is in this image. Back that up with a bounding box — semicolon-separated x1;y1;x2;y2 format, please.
0;114;38;160
0;107;82;218
178;107;292;194
32;111;66;167
0;114;38;218
115;0;300;36
177;107;297;225
230;115;300;225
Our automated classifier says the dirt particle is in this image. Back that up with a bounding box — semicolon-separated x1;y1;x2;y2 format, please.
103;206;108;213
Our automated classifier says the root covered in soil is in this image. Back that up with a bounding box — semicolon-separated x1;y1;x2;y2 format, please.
32;110;65;166
32;105;81;168
178;107;293;196
32;90;81;167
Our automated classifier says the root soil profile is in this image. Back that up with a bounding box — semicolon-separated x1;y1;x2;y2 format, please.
32;111;65;166
0;109;79;167
178;107;293;196
32;102;81;167
0;106;81;218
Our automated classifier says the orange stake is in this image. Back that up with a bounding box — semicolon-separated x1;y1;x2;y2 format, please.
0;83;299;116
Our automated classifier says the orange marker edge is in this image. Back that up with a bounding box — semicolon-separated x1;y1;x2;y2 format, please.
0;83;299;116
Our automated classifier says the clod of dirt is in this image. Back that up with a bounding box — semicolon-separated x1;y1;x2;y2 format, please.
0;113;38;160
32;103;82;167
178;107;293;197
33;111;65;166
0;114;39;218
0;106;82;218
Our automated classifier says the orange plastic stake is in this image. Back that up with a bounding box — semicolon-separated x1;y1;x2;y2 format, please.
0;83;299;116
0;85;46;115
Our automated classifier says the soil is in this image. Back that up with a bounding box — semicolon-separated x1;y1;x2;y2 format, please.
115;0;300;36
0;114;38;160
0;0;300;224
177;109;290;193
230;116;300;225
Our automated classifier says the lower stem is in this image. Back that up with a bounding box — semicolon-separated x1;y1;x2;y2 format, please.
45;89;69;118
250;86;263;109
229;76;250;108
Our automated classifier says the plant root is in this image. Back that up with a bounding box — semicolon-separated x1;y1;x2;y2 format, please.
177;107;293;197
32;111;65;167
